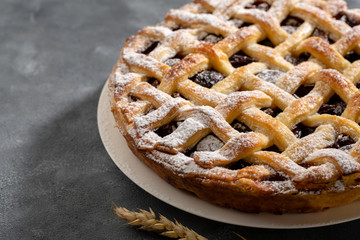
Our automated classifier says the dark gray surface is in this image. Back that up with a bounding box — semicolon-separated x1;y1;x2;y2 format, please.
1;0;360;239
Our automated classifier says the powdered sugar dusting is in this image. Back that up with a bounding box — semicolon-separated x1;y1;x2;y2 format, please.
159;117;207;149
181;81;225;106
133;83;171;106
123;50;164;75
195;132;261;166
235;8;273;26
204;0;220;8
298;162;338;183
167;9;234;35
243;75;295;109
151;30;198;62
256;69;284;84
196;134;224;151
261;180;296;194
276;62;319;94
164;58;181;66
304;149;360;175
146;150;205;175
282;25;298;35
113;73;139;96
146;26;173;39
283;126;335;163
133;99;181;131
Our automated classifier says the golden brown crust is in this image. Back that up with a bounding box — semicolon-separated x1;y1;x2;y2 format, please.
115;110;360;213
108;0;360;213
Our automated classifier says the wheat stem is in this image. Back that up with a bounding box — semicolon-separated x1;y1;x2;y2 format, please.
233;232;248;240
113;206;207;240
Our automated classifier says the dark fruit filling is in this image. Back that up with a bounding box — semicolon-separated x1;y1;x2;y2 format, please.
229;51;256;68
202;34;224;44
281;16;304;34
155;122;181;137
282;16;304;27
262;107;282;117
229;18;246;28
171;26;186;31
293;84;314;98
264;144;281;153
335;11;360;27
292;123;316;138
344;51;360;63
256;69;284;84
266;172;288;181
312;28;335;44
281;17;304;27
229;160;252;170
258;39;275;48
129;95;139;103
231;119;252;133
285;53;310;65
195;134;224;152
245;0;271;11
148;78;160;88
185;134;224;157
171;92;187;99
171;92;180;98
190;70;225;88
339;144;355;153
141;41;159;55
357;82;360;89
164;58;181;67
319;95;346;116
330;134;355;152
239;22;253;28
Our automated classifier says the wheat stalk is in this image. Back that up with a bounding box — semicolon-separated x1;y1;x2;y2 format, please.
113;206;207;240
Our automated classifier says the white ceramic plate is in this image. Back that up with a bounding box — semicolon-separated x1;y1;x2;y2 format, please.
98;81;360;229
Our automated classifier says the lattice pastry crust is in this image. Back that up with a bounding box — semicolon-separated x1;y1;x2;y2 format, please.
108;0;360;213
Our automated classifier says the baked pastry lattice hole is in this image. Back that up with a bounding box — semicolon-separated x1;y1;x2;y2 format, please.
229;51;256;68
109;0;360;213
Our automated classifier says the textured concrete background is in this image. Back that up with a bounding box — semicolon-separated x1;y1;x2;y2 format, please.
1;0;359;239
